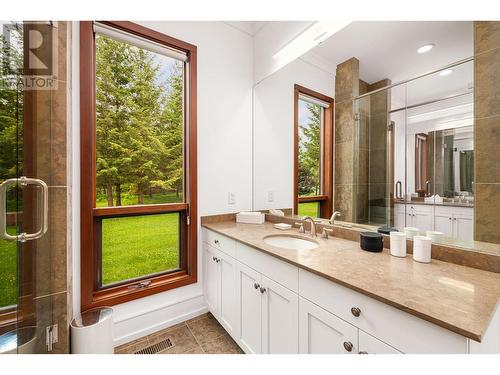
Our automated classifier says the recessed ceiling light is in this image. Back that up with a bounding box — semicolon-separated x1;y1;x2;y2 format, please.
439;69;453;76
417;44;435;54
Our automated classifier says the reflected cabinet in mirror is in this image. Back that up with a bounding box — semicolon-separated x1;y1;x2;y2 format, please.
252;21;500;253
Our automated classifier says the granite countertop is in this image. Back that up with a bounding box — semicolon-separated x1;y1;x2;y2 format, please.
202;220;500;342
394;200;474;208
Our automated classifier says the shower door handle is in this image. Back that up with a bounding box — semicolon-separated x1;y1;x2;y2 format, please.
0;176;49;242
395;181;402;199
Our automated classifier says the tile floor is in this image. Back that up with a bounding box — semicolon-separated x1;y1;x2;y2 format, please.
115;312;244;354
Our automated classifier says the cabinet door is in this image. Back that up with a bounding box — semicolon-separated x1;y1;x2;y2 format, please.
394;211;406;232
236;262;262;354
261;275;298;354
204;245;219;316
299;297;358;354
454;214;473;242
219;252;237;337
412;210;433;232
359;330;401;354
434;212;453;238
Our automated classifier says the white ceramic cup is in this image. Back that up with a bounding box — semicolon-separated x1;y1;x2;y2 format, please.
413;235;432;263
390;232;407;257
404;227;420;239
426;231;444;243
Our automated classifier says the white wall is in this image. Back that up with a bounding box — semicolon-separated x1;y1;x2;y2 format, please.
253;21;315;84
253;57;335;212
71;21;254;346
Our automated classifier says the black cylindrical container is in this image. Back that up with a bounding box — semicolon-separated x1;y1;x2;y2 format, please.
360;232;383;252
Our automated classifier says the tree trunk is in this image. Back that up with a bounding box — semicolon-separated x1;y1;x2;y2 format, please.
115;184;122;206
138;191;144;205
106;183;113;207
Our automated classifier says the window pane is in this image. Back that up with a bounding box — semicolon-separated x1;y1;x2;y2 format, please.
95;33;184;207
298;202;320;218
101;213;181;286
298;99;322;198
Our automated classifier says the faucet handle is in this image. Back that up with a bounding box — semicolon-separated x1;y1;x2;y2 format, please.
321;228;334;239
295;222;305;233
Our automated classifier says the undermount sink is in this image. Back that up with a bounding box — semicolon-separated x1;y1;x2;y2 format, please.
263;234;319;251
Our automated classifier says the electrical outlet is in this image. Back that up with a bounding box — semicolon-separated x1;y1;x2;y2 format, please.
267;190;275;202
228;192;236;205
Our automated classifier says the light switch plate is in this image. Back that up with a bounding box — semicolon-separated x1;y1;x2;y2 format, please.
267;190;275;202
228;192;236;205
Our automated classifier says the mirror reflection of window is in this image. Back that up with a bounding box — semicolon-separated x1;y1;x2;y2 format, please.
298;99;323;217
294;85;334;220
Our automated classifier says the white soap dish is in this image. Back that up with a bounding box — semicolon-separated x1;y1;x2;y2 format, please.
274;223;292;230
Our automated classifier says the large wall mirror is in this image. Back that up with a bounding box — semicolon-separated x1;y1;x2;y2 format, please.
252;21;499;252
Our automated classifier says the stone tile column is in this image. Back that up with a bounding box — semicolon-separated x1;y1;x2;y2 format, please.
474;21;500;244
334;58;359;222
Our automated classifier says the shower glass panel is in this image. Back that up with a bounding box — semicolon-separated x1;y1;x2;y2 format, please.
405;59;474;244
353;84;397;228
0;21;67;354
353;58;473;243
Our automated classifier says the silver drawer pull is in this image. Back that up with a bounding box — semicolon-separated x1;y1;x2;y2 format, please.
343;341;353;352
214;239;220;245
0;176;48;242
254;283;260;289
351;307;361;317
259;287;266;294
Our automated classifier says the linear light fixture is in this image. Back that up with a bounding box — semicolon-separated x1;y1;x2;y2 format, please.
273;21;351;66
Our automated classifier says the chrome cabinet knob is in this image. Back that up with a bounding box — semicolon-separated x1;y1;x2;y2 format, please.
359;351;368;354
216;258;220;263
343;341;353;352
260;287;266;294
212;256;216;261
351;307;361;317
214;239;220;245
254;283;260;289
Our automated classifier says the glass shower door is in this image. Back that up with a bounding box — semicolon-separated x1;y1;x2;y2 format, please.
0;21;59;354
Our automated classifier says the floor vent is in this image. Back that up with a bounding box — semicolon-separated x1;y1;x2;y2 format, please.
134;338;173;354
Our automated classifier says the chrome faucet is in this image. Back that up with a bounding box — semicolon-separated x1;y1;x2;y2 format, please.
302;216;317;237
330;211;341;225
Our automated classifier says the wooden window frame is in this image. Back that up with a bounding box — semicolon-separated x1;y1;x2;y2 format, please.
294;84;334;219
415;133;428;196
80;21;197;310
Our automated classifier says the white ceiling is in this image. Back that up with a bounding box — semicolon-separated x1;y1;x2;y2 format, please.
310;21;473;85
223;21;267;36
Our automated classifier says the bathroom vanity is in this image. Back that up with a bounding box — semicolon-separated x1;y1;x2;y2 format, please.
202;220;500;354
394;203;474;241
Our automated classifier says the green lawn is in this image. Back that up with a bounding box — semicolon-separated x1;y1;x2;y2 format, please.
0;227;17;308
298;202;319;218
101;213;180;286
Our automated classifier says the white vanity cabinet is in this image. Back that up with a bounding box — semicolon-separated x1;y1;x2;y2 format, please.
235;255;299;354
299;297;358;354
358;331;401;354
203;228;498;354
394;203;473;242
203;236;238;338
394;203;433;232
434;206;473;242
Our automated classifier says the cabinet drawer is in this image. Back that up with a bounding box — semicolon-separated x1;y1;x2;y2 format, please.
203;229;236;257
359;330;401;354
236;242;298;292
299;269;468;353
408;204;433;214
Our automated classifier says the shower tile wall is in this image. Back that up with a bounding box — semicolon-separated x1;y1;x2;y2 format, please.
474;21;500;244
29;21;70;354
